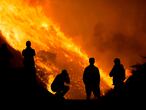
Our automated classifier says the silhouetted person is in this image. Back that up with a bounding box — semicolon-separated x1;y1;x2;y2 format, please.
51;69;70;98
109;58;125;94
22;41;36;96
22;41;36;69
83;57;100;99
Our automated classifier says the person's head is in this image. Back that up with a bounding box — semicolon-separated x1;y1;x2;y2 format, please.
61;69;70;83
89;57;95;65
114;58;121;65
26;41;31;47
61;69;68;76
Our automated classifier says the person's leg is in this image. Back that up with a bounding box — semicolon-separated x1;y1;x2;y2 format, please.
114;82;124;96
61;86;69;97
55;89;62;97
85;85;91;100
93;86;100;99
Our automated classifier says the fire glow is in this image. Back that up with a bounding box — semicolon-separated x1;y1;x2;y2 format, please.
0;0;112;98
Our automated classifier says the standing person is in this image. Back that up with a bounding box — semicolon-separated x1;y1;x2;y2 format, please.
22;41;36;69
109;58;125;93
22;41;36;95
51;69;70;98
83;57;100;99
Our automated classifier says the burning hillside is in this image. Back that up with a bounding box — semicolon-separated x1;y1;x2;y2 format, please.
0;0;112;99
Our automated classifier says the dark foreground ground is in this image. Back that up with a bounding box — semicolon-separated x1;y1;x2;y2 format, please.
0;38;146;109
0;67;146;109
1;95;145;110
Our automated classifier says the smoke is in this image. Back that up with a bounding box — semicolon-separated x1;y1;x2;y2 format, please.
21;0;146;98
37;0;146;73
91;0;146;72
1;0;146;99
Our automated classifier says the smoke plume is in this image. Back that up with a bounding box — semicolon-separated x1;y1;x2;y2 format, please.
39;0;146;72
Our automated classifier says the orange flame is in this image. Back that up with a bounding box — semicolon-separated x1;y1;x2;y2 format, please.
0;0;112;98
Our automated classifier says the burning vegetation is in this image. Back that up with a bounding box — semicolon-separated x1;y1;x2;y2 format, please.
0;0;113;99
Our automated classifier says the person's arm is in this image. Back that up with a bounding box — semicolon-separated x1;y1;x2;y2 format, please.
121;64;126;81
109;66;115;77
33;49;36;56
83;68;88;84
66;74;70;84
97;68;100;84
22;50;24;56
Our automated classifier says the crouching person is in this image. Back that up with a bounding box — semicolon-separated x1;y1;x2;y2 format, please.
51;69;70;98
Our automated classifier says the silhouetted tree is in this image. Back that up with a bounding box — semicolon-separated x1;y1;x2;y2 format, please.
83;57;100;99
125;58;146;99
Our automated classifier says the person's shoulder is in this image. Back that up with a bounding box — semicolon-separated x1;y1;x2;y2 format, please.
30;47;35;51
85;65;90;69
83;66;89;73
22;48;26;51
29;48;35;53
22;49;26;53
94;65;99;70
120;64;124;68
32;48;35;51
56;74;62;78
32;48;36;52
